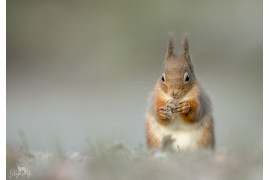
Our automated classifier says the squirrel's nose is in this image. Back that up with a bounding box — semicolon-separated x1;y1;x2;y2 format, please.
172;90;179;97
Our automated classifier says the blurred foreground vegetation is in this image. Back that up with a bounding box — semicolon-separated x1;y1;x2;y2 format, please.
7;140;262;180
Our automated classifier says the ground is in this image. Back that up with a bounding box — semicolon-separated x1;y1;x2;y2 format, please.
6;142;262;180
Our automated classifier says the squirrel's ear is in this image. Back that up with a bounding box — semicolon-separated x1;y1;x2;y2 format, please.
166;36;174;59
183;33;190;60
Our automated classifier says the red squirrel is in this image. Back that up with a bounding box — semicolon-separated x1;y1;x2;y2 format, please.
145;34;215;152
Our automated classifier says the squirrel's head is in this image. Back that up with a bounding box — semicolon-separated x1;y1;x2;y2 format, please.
159;34;196;99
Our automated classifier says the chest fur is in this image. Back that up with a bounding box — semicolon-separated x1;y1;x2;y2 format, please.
150;114;203;151
169;126;203;151
152;87;203;151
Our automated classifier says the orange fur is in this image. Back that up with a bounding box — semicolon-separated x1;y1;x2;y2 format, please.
154;90;171;126
146;117;161;148
199;117;215;148
179;99;199;124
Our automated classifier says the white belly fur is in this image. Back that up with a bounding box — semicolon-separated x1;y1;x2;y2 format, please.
148;113;204;151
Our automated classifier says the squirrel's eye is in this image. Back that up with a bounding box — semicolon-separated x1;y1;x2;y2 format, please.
161;75;165;82
185;74;190;82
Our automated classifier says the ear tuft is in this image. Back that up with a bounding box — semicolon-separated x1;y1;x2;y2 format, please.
166;34;174;59
183;33;190;60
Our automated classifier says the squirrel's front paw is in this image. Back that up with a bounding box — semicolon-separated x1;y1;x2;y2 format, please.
177;101;190;114
158;107;172;120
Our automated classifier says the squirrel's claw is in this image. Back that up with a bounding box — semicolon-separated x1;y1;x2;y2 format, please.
158;107;171;120
177;101;190;114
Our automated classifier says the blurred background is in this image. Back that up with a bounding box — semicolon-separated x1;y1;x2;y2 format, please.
7;0;262;153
